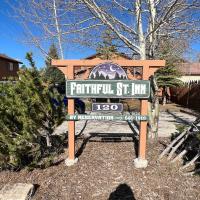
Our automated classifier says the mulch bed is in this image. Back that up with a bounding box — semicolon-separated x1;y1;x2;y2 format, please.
0;136;200;200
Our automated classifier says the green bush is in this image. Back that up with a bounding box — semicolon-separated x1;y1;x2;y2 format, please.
0;68;65;170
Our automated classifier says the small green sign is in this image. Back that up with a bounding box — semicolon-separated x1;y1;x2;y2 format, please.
66;114;148;121
66;80;150;98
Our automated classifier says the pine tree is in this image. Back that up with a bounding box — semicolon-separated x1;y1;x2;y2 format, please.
155;66;182;88
155;37;184;88
106;75;109;79
95;71;100;79
26;52;36;69
90;73;95;79
114;72;120;80
0;67;65;170
155;38;183;104
96;29;118;59
44;43;65;85
99;73;105;80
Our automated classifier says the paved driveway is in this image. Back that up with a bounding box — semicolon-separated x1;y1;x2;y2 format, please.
54;110;196;138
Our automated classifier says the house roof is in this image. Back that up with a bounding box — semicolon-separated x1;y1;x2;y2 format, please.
84;52;132;60
178;63;200;75
0;54;23;64
75;52;131;75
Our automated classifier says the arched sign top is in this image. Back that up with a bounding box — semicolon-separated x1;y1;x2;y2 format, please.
89;62;127;80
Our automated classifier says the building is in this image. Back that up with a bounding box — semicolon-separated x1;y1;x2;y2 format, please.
0;54;22;81
75;52;142;80
178;62;200;83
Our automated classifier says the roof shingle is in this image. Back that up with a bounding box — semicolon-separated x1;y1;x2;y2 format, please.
178;63;200;75
0;54;22;64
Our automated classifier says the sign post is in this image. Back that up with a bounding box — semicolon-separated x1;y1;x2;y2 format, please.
134;65;149;168
65;65;78;166
52;59;165;168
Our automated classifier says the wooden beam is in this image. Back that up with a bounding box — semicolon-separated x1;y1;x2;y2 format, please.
67;65;75;160
52;59;165;67
138;64;149;160
57;66;68;75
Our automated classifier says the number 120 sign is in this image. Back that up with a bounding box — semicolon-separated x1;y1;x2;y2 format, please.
92;103;123;112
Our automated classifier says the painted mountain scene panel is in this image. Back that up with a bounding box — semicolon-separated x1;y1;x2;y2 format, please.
89;62;127;80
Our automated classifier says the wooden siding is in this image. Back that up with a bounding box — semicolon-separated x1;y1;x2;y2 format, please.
0;59;19;80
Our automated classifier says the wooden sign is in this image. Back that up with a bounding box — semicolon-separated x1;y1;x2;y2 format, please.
66;114;148;121
66;80;150;98
52;59;165;166
92;103;123;112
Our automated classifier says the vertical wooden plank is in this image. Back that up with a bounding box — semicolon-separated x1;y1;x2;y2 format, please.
67;65;75;160
139;100;148;159
139;65;149;160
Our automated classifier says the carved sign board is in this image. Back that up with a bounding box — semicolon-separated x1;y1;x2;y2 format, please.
92;103;123;112
66;114;148;121
66;80;150;98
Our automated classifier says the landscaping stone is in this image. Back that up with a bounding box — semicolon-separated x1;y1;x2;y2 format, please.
65;157;78;166
0;183;34;200
134;158;148;168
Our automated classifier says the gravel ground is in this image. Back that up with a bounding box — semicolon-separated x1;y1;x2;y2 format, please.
0;138;199;200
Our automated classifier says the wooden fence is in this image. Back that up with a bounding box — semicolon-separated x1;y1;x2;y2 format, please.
170;81;200;111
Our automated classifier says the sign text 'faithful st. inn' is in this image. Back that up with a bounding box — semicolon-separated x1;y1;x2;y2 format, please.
66;80;150;98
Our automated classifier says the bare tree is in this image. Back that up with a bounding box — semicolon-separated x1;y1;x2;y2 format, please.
52;0;64;58
7;0;105;58
78;0;199;59
8;0;200;59
7;0;67;58
76;0;199;137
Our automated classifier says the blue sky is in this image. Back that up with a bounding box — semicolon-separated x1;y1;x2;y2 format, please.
0;1;95;68
0;1;199;68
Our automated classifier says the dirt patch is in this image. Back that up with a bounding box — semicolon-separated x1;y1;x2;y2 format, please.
0;137;199;200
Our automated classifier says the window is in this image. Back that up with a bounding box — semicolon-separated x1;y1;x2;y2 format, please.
9;63;14;71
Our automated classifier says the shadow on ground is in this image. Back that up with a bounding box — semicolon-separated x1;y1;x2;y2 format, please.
76;131;138;158
166;109;192;125
108;183;136;200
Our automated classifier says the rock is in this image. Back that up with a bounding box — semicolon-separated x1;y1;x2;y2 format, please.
0;183;34;200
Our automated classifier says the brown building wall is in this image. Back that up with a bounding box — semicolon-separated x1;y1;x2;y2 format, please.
0;59;19;80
